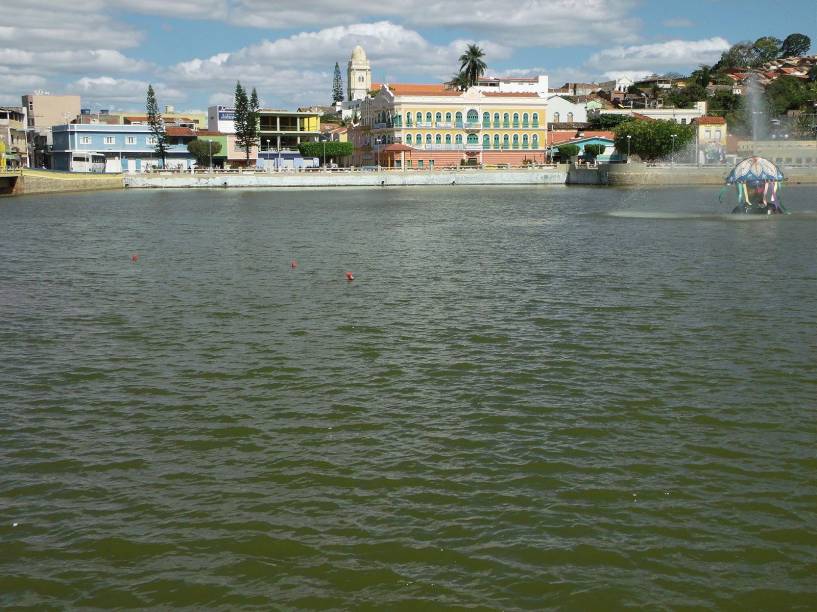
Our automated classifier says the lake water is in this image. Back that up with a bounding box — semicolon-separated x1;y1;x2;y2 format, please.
1;185;816;609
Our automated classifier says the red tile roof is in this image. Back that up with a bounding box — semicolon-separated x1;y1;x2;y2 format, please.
386;83;461;96
547;130;614;145
166;127;196;137
694;116;726;125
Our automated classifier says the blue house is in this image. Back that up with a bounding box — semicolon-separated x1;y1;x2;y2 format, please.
51;124;196;173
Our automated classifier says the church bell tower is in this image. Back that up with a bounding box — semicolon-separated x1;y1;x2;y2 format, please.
347;45;371;101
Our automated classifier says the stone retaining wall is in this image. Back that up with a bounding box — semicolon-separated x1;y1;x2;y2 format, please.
124;168;570;189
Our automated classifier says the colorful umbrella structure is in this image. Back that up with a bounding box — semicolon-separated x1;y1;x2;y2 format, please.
724;156;786;214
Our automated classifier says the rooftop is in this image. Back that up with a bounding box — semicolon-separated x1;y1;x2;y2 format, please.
694;116;726;125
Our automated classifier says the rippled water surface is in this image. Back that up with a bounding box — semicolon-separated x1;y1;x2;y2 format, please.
2;185;816;610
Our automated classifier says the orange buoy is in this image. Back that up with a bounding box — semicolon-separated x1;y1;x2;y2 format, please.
131;254;139;262
345;271;354;281
290;260;298;269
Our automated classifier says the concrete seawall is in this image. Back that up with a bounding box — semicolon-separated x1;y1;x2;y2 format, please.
1;170;124;197
124;168;570;189
572;163;817;186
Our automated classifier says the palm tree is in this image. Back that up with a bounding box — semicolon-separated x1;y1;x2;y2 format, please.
446;73;471;91
459;44;487;87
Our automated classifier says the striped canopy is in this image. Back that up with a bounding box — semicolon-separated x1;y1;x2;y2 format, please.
726;156;784;184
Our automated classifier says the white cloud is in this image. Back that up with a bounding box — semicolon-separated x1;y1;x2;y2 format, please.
67;77;185;105
0;3;142;51
228;0;641;47
586;37;731;71
165;22;510;107
0;49;149;74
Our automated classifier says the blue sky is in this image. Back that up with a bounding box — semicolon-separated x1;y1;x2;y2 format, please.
2;0;814;112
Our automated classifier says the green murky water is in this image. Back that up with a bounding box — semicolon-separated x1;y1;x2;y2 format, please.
2;185;816;609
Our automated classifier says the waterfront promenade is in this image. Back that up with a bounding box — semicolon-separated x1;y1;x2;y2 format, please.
5;164;816;197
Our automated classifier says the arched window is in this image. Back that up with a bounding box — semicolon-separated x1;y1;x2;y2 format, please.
522;113;529;128
467;109;478;124
566;112;573;123
425;112;432;124
502;134;509;149
416;133;422;146
513;113;519;127
455;134;463;144
483;134;490;148
532;134;539;149
513;134;519;149
394;114;401;127
467;133;479;145
522;134;529;149
455;111;463;127
435;134;442;144
493;134;500;149
483;112;490;127
503;113;509;128
445;134;452;144
425;134;432;144
532;113;539;127
415;112;422;124
406;134;412;145
445;112;452;123
493;113;500;127
435;112;442;125
553;112;560;123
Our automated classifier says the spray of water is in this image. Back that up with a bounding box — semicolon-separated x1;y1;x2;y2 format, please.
745;74;766;146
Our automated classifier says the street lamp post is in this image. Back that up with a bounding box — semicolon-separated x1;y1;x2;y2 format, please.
670;134;677;166
208;139;212;172
265;139;270;171
626;134;631;163
375;137;382;169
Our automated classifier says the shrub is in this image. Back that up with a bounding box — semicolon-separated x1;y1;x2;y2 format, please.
297;141;354;160
557;144;580;160
583;144;606;159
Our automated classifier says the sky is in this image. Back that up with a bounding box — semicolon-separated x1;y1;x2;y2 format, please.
1;0;815;112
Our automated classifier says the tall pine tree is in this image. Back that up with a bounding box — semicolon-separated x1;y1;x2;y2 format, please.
234;81;250;166
249;87;260;164
146;84;168;168
332;63;343;103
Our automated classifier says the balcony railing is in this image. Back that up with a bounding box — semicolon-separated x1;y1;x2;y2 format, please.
464;122;481;129
464;143;482;151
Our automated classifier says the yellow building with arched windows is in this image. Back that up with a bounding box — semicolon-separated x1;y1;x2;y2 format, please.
353;83;548;168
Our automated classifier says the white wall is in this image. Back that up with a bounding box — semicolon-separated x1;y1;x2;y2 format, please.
546;96;588;123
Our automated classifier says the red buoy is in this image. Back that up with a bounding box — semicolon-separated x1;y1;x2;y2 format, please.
345;271;354;281
291;260;298;269
131;254;139;262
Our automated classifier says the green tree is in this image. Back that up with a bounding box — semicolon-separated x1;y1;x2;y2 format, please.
446;73;470;91
690;65;712;88
753;36;782;65
146;84;169;168
332;62;343;103
186;139;222;167
714;41;755;71
583;144;606;159
667;83;707;108
588;113;629;129
297;141;354;163
765;76;810;115
458;44;487;87
613;119;694;162
234;82;260;166
780;33;811;57
556;144;580;160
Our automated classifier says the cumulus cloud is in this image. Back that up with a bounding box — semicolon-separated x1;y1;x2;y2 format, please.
229;0;640;46
0;49;149;74
165;21;510;106
586;37;731;71
67;77;185;105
